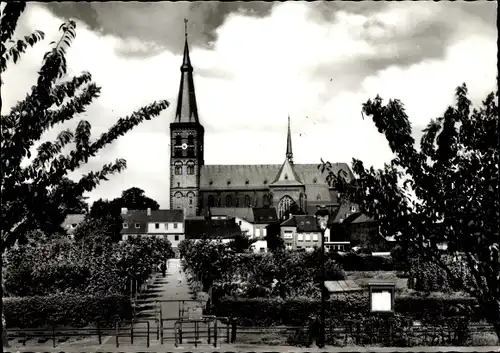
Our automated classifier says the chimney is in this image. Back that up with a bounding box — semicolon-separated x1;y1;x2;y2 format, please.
147;207;151;216
121;207;128;215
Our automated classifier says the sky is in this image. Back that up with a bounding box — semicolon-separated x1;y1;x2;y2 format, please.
2;1;497;209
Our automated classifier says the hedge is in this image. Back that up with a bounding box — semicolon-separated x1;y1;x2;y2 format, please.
329;253;406;271
3;294;133;328
209;294;481;326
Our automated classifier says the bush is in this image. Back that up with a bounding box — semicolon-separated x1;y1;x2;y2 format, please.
330;253;401;271
211;294;480;327
408;257;474;293
3;294;133;328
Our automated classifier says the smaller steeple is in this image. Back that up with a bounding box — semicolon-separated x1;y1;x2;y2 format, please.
286;115;293;164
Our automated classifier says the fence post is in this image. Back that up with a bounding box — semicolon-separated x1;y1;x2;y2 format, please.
52;325;56;348
231;318;237;343
115;322;119;347
97;322;101;345
146;321;150;348
214;318;218;348
160;305;163;344
179;320;183;344
131;321;134;344
207;321;211;344
226;319;230;343
195;321;198;348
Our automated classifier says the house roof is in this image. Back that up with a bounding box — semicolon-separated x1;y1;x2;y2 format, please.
210;207;278;225
121;209;184;234
210;207;254;222
280;215;320;233
61;214;86;232
185;218;242;239
252;207;278;224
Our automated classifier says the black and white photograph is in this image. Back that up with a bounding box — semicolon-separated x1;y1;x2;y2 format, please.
1;1;498;352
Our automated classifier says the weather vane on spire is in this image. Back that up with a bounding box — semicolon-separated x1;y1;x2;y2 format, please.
184;18;188;39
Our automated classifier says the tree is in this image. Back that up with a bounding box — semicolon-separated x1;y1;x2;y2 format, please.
227;231;256;253
265;221;285;252
74;199;123;242
321;83;499;338
0;2;169;252
115;187;160;211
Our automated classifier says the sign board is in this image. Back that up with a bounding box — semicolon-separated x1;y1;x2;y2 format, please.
188;306;203;320
368;282;396;313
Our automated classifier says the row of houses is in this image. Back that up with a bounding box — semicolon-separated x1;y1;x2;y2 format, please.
62;203;394;254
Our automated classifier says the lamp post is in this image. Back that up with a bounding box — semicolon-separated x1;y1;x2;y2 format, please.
315;207;330;348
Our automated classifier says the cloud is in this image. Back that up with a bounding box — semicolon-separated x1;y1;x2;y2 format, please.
2;1;496;209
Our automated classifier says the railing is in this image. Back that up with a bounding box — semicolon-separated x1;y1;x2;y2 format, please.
6;320;492;348
172;316;231;348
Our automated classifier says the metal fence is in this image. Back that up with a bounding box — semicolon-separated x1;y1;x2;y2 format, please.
5;321;495;348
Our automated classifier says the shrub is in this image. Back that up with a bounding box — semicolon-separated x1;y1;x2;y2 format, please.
329;253;399;271
211;294;481;327
408;257;474;293
3;294;132;328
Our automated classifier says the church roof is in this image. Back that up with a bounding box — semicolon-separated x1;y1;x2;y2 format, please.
199;163;353;190
272;156;303;186
174;26;199;124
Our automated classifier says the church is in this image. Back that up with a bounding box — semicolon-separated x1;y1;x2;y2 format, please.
169;30;355;219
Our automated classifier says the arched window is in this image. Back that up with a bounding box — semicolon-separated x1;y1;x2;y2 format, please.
187;135;194;145
208;195;215;207
225;195;233;207
173;192;183;209
187;161;195;175
278;195;294;219
263;194;269;207
317;193;321;200
175;135;182;146
244;195;251;207
284;174;288;180
174;161;182;175
187;192;195;207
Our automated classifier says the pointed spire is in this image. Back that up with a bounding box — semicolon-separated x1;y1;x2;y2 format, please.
174;19;199;124
286;115;293;164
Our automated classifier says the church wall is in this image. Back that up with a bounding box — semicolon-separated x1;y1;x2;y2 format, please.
199;190;273;209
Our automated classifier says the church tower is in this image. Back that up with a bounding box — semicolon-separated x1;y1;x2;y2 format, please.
169;20;204;217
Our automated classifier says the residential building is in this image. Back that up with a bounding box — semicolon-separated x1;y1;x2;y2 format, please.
280;215;322;252
208;207;278;253
168;28;354;219
61;214;86;237
121;208;185;250
184;217;242;241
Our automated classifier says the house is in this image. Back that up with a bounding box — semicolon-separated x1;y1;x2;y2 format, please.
61;214;86;236
120;207;185;250
280;215;322;252
184;217;242;240
208;207;278;253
